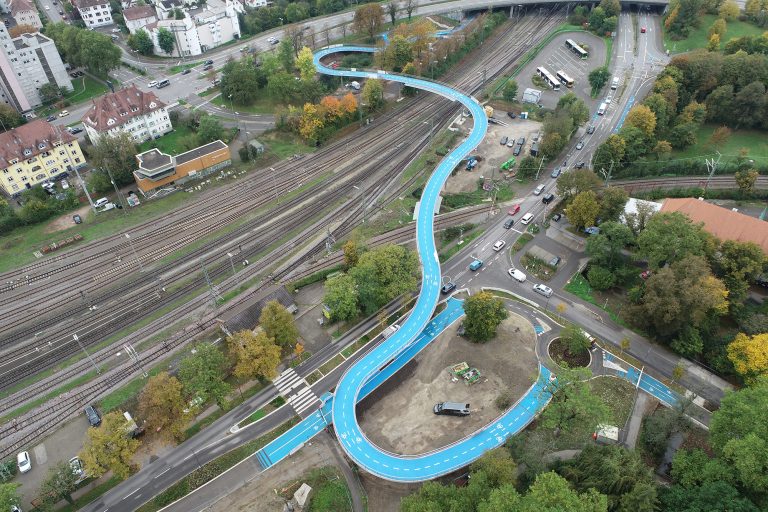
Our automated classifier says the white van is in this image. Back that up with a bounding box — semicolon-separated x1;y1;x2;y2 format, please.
597;102;607;116
533;184;546;195
94;197;109;208
611;76;619;90
508;268;527;282
520;213;534;225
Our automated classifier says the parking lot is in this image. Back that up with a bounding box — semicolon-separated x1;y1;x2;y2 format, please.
516;32;608;109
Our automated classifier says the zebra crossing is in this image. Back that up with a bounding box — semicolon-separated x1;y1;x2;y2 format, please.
272;368;320;416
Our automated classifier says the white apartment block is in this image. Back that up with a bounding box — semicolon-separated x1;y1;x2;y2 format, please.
239;0;266;8
81;84;172;144
9;0;42;29
123;4;157;34
0;24;72;113
145;0;239;56
73;0;113;28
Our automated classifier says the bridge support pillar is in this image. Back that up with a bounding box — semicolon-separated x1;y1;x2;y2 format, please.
509;5;514;18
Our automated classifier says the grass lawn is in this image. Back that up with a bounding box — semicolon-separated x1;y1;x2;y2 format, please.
210;94;279;115
511;232;534;253
258;130;315;160
34;77;112;116
664;14;766;53
590;376;636;426
137;124;195;155
671;123;768;163
0;189;194;273
168;61;203;74
564;273;595;303
318;353;345;375
281;467;352;512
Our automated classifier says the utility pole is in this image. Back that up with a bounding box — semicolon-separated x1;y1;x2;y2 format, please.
353;184;366;223
125;233;144;272
122;342;148;377
73;166;96;211
534;158;546;180
73;334;100;374
703;152;722;197
602;160;614;186
103;166;128;214
201;259;223;308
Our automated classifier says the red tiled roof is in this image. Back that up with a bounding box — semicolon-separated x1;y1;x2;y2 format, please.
0;120;76;169
660;197;768;254
123;5;156;21
81;84;166;133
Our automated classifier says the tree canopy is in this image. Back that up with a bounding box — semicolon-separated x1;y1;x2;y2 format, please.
137;372;188;442
463;291;509;342
259;300;299;353
227;329;281;381
178;342;231;409
79;411;140;479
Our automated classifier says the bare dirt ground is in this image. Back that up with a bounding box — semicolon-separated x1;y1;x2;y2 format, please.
362;473;420;512
357;311;538;455
44;204;91;233
442;117;543;195
210;436;337;512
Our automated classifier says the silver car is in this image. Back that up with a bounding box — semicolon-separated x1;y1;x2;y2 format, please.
533;284;553;298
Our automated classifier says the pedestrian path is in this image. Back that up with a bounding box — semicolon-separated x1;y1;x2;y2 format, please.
273;368;319;416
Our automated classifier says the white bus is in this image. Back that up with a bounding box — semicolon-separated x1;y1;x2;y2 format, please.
556;70;574;88
565;39;589;59
536;66;561;91
597;102;608;115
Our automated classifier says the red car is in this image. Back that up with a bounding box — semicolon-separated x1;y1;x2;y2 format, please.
640;270;652;280
508;204;521;216
640;27;647;33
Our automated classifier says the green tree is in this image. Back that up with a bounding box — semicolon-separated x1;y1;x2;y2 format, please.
324;273;359;322
625;104;657;138
277;39;295;73
587;265;616;291
0;103;23;129
350;244;418;315
259;300;299;353
631;255;728;341
79;411;140;479
540;366;610;436
267;71;300;103
387;1;397;25
471;448;517;488
636;212;713;269
660;481;759;512
342;239;363;268
296;46;316;81
670;448;735;489
503;79;518;102
719;0;739;19
555;168;602;201
353;3;384;41
558;445;658;512
0;483;21;511
709;17;727;37
599;0;621;17
38;83;65;104
588;66;611;95
517;156;542;180
127;28;154;55
197;115;224;143
716;239;765;308
593;134;626;173
37;460;79;507
557;92;590;125
560;324;592;354
517;471;607;511
178;342;231;409
89;132;138;187
598;187;629;223
227;330;281;380
362;78;385;110
710;377;768;494
157;27;175;54
566;190;601;229
585;221;634;269
137;372;188;442
734;168;759;196
463;291;509;342
220;56;266;105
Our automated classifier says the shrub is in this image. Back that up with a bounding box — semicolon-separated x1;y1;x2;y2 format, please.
495;390;513;410
587;265;616;291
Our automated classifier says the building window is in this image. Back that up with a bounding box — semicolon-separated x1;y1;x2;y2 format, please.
74;158;81;163
21;176;28;181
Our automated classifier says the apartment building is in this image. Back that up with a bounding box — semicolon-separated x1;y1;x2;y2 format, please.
9;0;42;29
73;0;113;28
0;24;72;113
0;119;85;196
81;84;172;144
123;4;156;34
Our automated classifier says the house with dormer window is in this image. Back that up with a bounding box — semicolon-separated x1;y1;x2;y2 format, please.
81;84;172;144
0;119;85;196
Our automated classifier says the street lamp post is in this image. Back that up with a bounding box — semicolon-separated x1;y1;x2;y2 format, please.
227;252;237;278
352;184;366;223
125;233;144;272
73;333;100;374
121;342;148;377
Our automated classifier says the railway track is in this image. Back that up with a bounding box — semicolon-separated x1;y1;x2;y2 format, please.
0;11;564;457
611;175;768;191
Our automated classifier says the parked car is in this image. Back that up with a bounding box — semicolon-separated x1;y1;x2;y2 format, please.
69;457;84;479
549;255;561;267
500;136;508;145
551;213;562;222
147;80;158;88
203;64;213;71
441;282;456;294
508;204;521;216
84;405;101;426
533;284;553;298
506;140;515;148
17;451;31;473
73;214;82;224
68;126;83;134
507;111;516;119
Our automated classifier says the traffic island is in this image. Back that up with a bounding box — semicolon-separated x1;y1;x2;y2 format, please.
356;311;537;455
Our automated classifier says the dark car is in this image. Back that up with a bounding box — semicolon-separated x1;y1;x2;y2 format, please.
549;256;561;267
587;125;596;134
204;59;214;66
507;111;516;119
500;136;508;145
512;145;522;156
551;213;562;222
542;193;555;204
73;214;82;224
441;282;456;294
47;115;56;122
575;162;585;169
84;405;101;427
503;218;515;229
203;64;213;71
181;69;191;75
